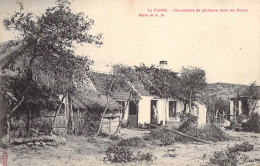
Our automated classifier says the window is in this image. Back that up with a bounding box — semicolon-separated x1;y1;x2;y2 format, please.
169;101;177;117
116;101;126;108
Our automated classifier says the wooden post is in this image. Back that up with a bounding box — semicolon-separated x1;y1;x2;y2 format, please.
26;109;32;136
109;118;111;134
77;108;80;134
28;109;31;135
51;94;66;130
6;114;10;142
69;99;74;133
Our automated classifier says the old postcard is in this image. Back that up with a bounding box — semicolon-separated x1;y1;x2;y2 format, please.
0;0;259;165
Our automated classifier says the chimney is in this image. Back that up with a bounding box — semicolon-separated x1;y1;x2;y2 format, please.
159;60;167;69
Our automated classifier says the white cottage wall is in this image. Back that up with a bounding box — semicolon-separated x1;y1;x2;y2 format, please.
123;103;129;122
157;98;166;125
197;103;207;127
251;100;260;115
230;100;234;120
138;96;154;124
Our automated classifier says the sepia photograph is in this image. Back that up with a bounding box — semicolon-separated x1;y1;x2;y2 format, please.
0;0;259;165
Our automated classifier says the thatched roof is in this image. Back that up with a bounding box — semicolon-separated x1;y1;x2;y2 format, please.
72;89;121;111
91;72;150;101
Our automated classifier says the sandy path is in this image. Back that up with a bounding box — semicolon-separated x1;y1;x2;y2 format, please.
5;129;260;166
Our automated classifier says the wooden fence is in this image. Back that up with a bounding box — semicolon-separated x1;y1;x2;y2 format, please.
10;115;67;138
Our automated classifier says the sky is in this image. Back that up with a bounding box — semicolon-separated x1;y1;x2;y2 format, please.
0;0;259;85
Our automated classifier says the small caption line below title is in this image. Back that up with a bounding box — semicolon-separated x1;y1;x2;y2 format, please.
139;8;248;17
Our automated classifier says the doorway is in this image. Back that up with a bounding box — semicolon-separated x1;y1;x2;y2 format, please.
128;101;138;128
150;100;158;124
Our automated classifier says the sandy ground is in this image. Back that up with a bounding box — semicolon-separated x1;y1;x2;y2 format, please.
3;128;260;166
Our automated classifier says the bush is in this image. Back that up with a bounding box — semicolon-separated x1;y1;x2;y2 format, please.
163;153;177;158
209;142;253;166
109;135;123;141
210;150;238;166
121;121;128;128
99;132;110;138
105;145;156;163
143;128;176;145
178;113;198;132
136;151;157;162
180;123;230;142
237;114;248;124
105;145;134;163
227;142;253;153
242;112;260;133
160;137;175;146
143;128;175;141
117;137;146;147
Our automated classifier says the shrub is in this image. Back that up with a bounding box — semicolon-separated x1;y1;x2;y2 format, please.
109;135;123;141
117;137;146;147
163;153;177;158
143;128;175;141
121;121;128;128
227;142;253;153
181;123;230;142
105;145;134;163
136;151;157;162
105;145;156;163
99;132;110;138
160;137;175;146
237;114;248;124
209;142;253;166
242;112;260;133
143;128;176;145
178;113;198;132
210;150;238;166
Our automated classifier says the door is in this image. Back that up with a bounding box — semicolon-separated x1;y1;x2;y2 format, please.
169;101;177;118
128;101;138;128
151;100;158;124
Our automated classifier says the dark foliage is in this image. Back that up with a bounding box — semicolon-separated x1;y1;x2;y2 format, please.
237;114;248;124
135;151;157;162
109;135;123;141
241;113;260;133
117;137;146;147
143;128;176;145
143;128;175;141
160;137;175;146
178;113;198;132
209;142;253;166
135;63;179;98
179;123;230;142
0;75;59;112
105;144;156;163
105;145;134;163
74;112;101;136
227;142;253;153
210;150;238;166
